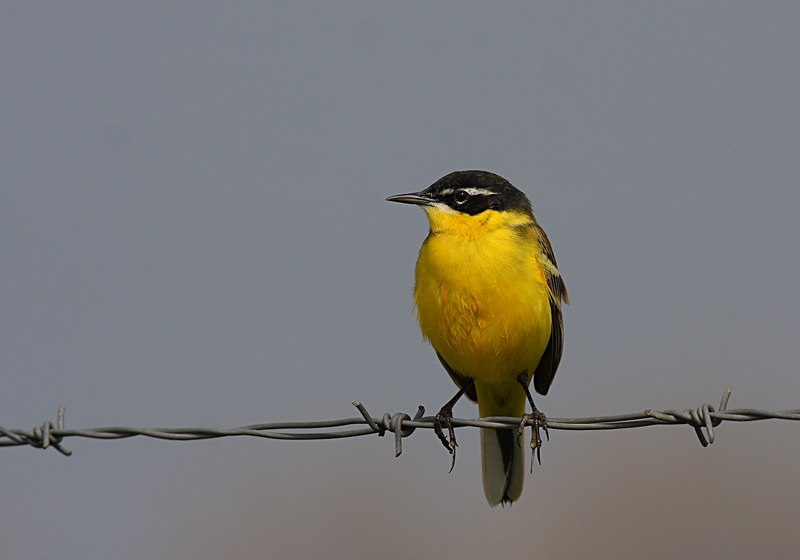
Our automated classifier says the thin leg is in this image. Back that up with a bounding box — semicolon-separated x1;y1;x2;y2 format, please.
516;372;549;469
434;379;474;473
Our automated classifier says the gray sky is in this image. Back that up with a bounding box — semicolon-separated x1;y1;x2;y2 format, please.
2;3;799;558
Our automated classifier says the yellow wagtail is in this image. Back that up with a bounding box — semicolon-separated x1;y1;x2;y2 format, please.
387;170;569;506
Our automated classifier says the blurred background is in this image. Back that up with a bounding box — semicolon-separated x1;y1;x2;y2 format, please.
2;3;799;558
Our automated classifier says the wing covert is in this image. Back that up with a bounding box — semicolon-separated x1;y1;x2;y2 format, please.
531;222;568;395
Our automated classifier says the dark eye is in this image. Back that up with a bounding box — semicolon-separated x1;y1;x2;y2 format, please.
454;190;469;204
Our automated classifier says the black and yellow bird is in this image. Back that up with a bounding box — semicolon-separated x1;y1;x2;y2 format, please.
387;170;569;506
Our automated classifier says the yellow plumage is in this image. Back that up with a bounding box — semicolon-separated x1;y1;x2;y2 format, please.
414;206;552;395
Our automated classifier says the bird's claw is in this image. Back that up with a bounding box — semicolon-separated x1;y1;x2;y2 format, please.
516;409;548;470
434;404;458;472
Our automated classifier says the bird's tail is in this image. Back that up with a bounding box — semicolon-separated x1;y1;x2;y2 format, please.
480;426;525;506
476;381;526;506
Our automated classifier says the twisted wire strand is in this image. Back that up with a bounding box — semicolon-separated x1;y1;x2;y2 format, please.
3;389;799;457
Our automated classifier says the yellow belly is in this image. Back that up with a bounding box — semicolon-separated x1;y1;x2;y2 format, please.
414;222;552;393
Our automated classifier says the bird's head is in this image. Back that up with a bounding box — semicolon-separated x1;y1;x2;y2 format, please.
387;170;534;234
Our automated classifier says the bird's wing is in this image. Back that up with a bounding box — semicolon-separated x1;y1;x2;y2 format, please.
436;352;478;403
531;223;569;396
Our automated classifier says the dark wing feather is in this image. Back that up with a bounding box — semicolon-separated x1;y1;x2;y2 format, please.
531;222;569;396
436;352;478;403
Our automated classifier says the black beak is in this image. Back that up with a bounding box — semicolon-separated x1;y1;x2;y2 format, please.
386;192;435;206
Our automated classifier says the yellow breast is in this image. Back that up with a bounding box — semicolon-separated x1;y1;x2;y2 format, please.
413;206;552;385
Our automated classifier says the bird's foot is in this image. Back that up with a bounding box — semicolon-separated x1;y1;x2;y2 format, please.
517;408;549;470
434;403;458;472
515;371;549;469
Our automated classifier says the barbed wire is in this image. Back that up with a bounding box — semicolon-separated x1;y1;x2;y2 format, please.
2;389;800;458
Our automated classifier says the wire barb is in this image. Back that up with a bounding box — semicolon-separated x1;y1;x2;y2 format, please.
3;390;800;459
0;406;72;456
352;401;382;435
643;388;733;447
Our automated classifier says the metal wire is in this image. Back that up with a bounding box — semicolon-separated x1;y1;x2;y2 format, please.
3;389;799;458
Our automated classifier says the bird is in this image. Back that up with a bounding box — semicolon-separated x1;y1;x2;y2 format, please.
387;170;569;506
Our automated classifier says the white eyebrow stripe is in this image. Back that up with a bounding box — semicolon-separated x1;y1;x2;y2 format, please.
461;187;495;196
438;188;455;195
